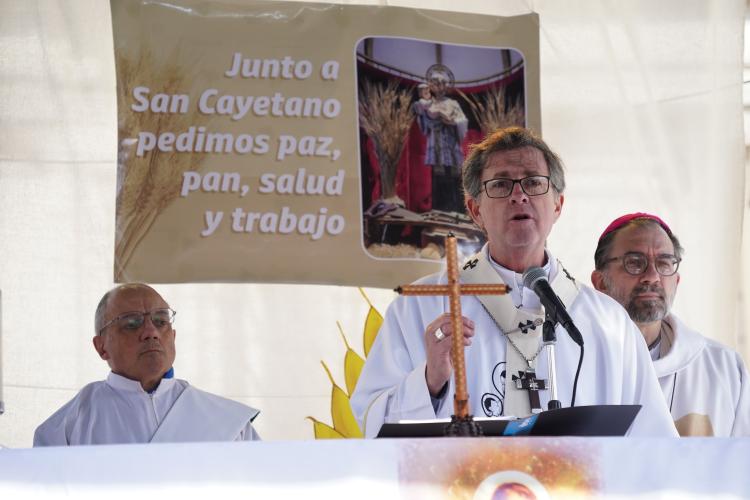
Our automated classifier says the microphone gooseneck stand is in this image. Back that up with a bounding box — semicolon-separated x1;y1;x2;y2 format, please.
522;266;585;410
542;317;562;410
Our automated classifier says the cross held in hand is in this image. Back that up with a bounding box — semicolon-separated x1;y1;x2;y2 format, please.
395;234;510;419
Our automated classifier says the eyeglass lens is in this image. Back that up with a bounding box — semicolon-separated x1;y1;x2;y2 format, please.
622;253;679;276
119;309;174;331
484;176;549;198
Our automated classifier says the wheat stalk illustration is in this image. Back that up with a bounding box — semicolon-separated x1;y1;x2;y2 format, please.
358;79;414;200
114;49;209;279
456;84;525;134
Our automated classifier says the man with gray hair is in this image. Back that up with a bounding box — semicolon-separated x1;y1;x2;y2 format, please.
592;213;749;436
34;283;260;445
352;127;677;437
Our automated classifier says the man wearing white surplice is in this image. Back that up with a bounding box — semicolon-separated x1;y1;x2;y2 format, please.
34;283;260;446
350;127;677;438
592;213;750;436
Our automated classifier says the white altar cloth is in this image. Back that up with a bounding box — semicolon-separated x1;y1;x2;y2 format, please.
1;438;748;498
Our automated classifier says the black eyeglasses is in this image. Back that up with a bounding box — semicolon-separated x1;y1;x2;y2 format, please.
603;252;681;277
482;175;551;199
98;308;176;335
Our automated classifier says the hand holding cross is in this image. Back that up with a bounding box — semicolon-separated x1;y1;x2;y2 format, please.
423;313;475;397
395;234;510;419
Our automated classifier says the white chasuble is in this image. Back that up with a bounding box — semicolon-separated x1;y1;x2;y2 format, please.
653;315;750;437
459;251;579;416
350;244;678;438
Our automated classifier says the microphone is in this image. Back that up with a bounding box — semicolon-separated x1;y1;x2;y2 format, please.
522;267;584;346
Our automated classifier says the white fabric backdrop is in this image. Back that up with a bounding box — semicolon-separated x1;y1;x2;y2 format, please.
0;0;746;447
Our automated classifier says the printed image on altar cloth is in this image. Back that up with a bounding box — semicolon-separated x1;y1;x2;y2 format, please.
357;37;526;262
398;439;601;499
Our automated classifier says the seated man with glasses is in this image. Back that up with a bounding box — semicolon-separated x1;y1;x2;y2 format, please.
351;127;677;437
34;283;260;446
592;213;749;436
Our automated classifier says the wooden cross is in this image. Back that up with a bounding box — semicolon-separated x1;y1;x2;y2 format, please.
512;369;547;414
395;233;510;420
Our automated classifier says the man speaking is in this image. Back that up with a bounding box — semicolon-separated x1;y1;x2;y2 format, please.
351;127;676;437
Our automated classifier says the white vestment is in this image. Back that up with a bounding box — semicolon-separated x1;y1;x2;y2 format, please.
350;247;678;438
33;372;260;446
654;315;750;436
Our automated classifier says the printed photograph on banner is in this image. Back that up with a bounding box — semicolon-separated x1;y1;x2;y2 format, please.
356;37;526;262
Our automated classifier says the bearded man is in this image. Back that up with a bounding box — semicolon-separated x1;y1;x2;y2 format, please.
592;213;749;436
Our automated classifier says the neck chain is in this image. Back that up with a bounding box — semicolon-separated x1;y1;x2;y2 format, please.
513;273;524;309
647;332;661;351
653;320;674;359
648;321;671;350
479;302;544;367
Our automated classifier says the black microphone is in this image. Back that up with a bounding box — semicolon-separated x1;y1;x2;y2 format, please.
522;267;584;346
